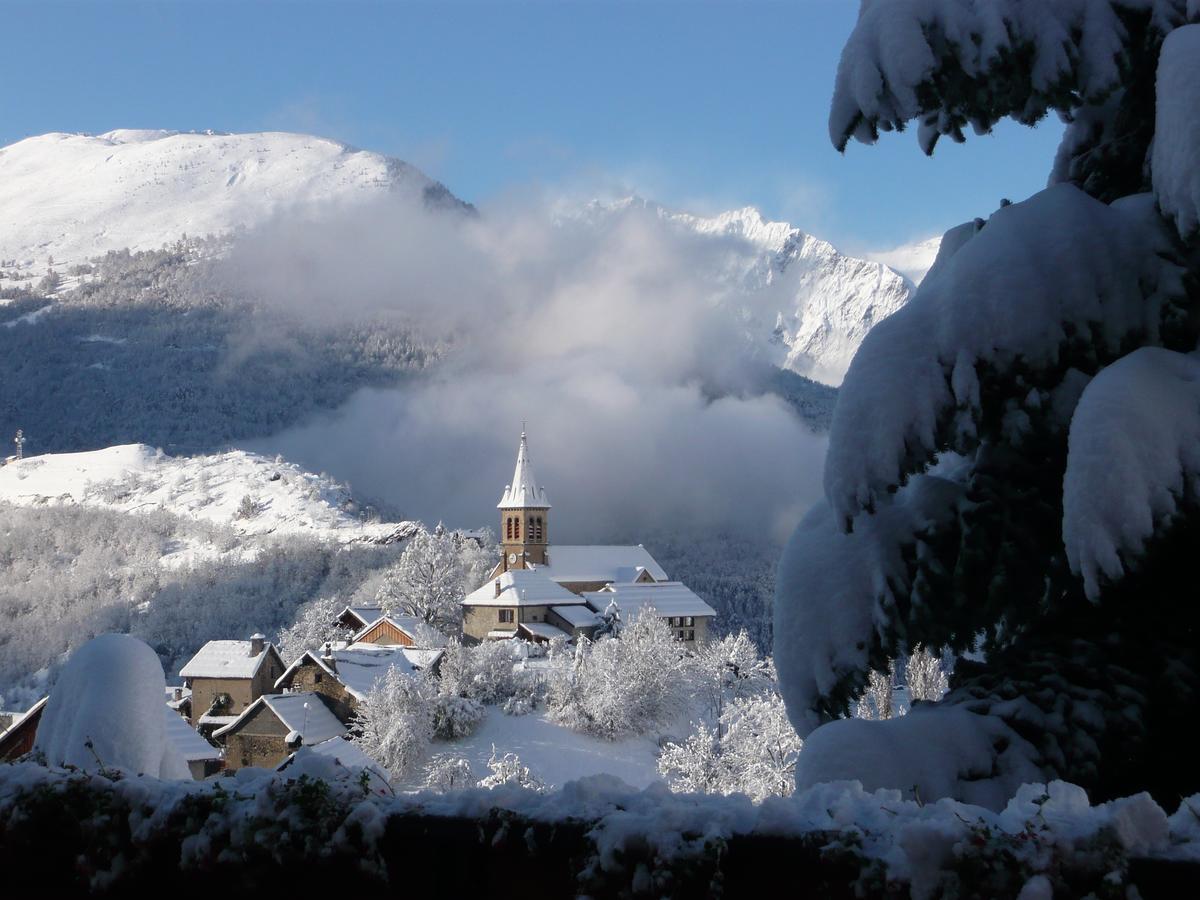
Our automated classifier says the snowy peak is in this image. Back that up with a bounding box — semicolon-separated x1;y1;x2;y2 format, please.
866;235;943;286
0;129;469;273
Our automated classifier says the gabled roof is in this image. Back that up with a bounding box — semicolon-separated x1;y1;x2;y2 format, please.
337;605;384;629
351;614;448;648
179;640;282;680
214;692;346;744
533;545;668;584
497;432;550;509
581;581;717;619
461;568;585;607
274;643;442;700
518;621;571;642
161;705;221;762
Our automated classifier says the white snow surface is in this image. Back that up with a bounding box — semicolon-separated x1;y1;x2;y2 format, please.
34;633;191;779
825;185;1180;527
179;639;276;680
1153;24;1200;239
0;129;454;274
1063;347;1200;599
497;431;550;509
0;443;412;546
774;471;965;737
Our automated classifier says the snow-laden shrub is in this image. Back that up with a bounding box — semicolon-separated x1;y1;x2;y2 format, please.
352;668;435;782
422;754;476;791
477;746;544;792
276;595;354;664
430;694;485;740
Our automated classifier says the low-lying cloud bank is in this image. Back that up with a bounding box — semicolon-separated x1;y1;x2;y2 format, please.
230;193;828;543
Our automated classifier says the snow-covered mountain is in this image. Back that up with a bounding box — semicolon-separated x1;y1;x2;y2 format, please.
0;129;468;274
577;198;919;385
0;444;416;550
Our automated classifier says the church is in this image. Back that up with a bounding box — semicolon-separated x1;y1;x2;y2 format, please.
460;432;716;646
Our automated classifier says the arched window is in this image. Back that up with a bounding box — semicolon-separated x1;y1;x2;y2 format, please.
536;517;543;541
506;517;513;540
528;516;535;540
514;517;520;540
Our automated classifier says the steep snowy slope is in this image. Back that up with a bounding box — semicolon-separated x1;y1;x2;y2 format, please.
0;129;467;274
579;198;917;386
867;236;943;285
0;444;415;545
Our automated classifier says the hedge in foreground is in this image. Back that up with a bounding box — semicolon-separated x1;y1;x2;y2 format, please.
1;759;1198;898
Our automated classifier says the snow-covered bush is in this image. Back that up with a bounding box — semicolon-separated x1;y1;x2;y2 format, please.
477;746;545;792
659;692;801;802
778;2;1200;807
430;694;485;740
352;668;435;782
422;754;476;791
35;633;191;779
692;629;774;725
853;664;895;722
437;638;530;705
548;609;685;739
905;645;949;704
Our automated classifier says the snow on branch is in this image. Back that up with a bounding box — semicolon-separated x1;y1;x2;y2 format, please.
774;472;964;737
829;0;1189;153
825;185;1176;527
1063;347;1200;599
1152;24;1200;239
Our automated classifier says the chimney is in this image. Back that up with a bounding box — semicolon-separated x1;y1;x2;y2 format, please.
249;633;266;656
321;641;337;672
173;687;183;702
494;578;501;599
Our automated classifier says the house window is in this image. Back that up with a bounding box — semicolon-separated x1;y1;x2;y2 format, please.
499;609;514;623
686;629;695;641
684;617;694;627
314;673;322;684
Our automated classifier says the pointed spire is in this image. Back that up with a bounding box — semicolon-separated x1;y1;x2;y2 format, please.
498;431;551;509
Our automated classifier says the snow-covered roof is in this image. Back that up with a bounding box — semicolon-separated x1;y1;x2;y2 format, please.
179;640;279;680
461;568;585;607
486;630;515;639
338;605;383;628
351;614;448;648
497;432;551;509
0;696;46;740
275;644;441;701
214;692;346;744
279;738;393;795
518;621;571;641
534;545;668;584
161;705;220;762
549;604;604;628
582;582;716;620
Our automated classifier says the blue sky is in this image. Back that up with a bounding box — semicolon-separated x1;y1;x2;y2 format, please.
3;0;1063;251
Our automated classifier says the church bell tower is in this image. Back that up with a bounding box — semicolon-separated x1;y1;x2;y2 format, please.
498;431;550;571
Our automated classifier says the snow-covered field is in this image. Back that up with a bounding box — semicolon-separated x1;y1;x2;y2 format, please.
413;709;664;792
0;444;413;546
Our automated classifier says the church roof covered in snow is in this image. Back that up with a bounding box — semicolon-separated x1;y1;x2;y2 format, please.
582;581;716;620
497;432;551;509
461;568;584;607
533;545;669;584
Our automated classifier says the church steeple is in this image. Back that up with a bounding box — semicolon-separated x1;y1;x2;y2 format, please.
498;431;550;570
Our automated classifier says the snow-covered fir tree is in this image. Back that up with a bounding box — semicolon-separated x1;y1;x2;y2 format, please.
777;0;1200;808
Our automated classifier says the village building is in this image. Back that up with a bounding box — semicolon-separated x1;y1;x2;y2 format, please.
214;691;346;771
273;642;444;723
462;432;716;645
0;697;47;761
179;634;285;736
351;614;448;649
336;604;385;632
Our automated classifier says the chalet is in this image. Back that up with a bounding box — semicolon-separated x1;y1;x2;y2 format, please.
214;691;346;771
352;614;448;648
465;432;715;645
0;697;47;761
273;642;444;722
179;634;286;735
